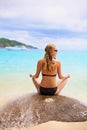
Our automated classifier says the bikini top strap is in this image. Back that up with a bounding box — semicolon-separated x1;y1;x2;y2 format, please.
42;73;56;77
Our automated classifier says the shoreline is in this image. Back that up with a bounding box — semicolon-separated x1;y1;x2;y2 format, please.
0;74;87;106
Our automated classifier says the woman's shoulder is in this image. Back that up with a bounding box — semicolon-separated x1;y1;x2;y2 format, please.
55;59;61;63
38;59;43;64
55;59;61;66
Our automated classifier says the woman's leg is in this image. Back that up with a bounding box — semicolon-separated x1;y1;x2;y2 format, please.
55;78;68;95
32;77;40;93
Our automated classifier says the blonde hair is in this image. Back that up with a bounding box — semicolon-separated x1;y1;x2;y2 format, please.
42;44;57;72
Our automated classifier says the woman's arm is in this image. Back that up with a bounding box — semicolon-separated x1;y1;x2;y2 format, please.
30;60;42;78
57;61;70;79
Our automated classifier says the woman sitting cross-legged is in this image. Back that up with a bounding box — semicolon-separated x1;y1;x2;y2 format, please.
29;43;70;95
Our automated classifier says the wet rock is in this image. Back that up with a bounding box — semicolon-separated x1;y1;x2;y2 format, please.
0;93;87;129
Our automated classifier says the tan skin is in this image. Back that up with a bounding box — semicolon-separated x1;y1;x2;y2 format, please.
30;47;70;95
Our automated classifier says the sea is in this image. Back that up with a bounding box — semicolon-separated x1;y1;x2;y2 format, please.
0;48;87;105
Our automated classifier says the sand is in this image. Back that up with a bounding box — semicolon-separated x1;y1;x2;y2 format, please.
0;96;12;111
3;121;87;130
25;121;87;130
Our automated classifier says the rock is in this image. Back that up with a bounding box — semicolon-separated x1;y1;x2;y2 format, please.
0;93;87;129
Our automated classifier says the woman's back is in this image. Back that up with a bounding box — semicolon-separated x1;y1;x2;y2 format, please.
40;59;58;88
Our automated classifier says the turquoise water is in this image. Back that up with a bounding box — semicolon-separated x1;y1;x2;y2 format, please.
0;49;43;73
0;49;87;104
0;49;87;74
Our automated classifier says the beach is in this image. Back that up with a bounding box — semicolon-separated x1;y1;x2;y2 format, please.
0;49;87;104
0;0;87;129
0;49;87;129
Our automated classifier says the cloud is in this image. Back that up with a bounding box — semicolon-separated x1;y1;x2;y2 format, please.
0;29;87;50
0;0;87;50
0;0;87;30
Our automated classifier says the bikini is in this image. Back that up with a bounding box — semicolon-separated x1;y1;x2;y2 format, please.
42;73;57;77
40;73;57;95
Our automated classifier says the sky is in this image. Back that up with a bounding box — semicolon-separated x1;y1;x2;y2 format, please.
0;0;87;50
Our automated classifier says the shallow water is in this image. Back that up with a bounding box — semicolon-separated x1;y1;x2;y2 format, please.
0;49;87;104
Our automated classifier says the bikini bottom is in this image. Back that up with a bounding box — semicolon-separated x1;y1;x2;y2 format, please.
40;86;57;95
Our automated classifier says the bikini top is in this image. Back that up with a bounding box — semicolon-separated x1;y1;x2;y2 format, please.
42;73;57;77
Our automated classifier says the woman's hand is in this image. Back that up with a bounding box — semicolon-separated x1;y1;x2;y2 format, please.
65;74;70;79
29;74;34;78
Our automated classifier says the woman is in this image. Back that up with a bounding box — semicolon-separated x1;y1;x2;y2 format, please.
30;44;70;95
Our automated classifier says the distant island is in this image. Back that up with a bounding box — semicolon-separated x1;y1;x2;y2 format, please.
0;38;38;49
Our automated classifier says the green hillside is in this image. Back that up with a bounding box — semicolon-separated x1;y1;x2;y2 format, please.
0;38;38;49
